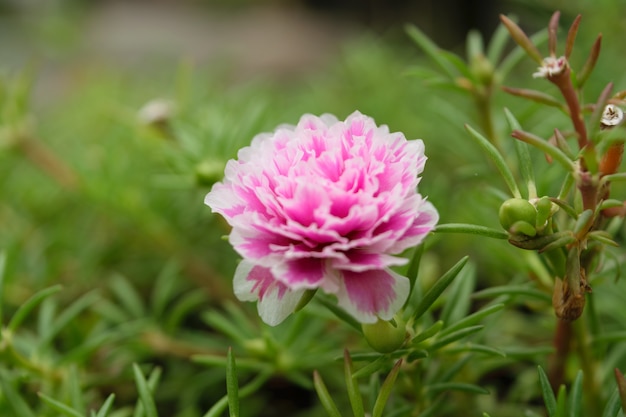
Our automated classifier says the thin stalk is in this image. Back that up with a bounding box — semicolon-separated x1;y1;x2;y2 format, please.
573;317;602;414
548;319;571;391
15;133;80;191
475;89;501;151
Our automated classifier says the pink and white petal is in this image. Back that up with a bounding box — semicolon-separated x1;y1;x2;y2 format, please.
330;252;408;272
271;257;326;289
336;269;410;323
256;284;306;326
387;200;439;253
233;260;266;302
233;260;304;326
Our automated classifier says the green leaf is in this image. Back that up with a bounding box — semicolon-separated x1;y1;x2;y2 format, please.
440;263;476;326
202;310;250;345
435;223;508;239
8;285;62;332
602;385;622;417
500;346;555;358
587;83;614;147
132;364;160;417
38;392;83;417
505;108;536;199
439;50;473;80
68;364;84;412
316;295;362;333
511;130;576;173
465;124;521;198
410;320;444;345
573;209;594;235
39;290;100;347
0;370;37;417
226;348;239;417
165;290;206;331
294;289;317;312
487;19;513;63
411;256;469;320
614;369;626;414
436;355;473;383
405;244;424;298
372;360;402;417
472;285;551;303
503;86;566;111
111;274;146;318
499;30;548;78
466;30;484;62
406;349;429;362
601;172;626;183
405;24;458;79
313;371;342;417
555;385;567;417
498;14;543;63
202;371;272;417
587;230;619;247
193;354;271;372
417;396;445;417
352;356;389;380
445;343;506;357
95;394;116;417
568;371;583;417
426;382;489;395
428;325;484;351
151;260;181;319
344;350;365;417
0;251;6;332
537;366;557;417
440;304;505;337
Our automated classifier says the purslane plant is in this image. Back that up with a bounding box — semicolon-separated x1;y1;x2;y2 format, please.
205;111;438;326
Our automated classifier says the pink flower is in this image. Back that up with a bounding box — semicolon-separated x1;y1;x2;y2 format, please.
205;111;438;325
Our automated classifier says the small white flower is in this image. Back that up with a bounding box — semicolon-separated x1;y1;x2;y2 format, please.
601;104;624;128
533;56;568;79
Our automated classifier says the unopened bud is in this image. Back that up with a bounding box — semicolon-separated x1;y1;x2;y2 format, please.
470;54;495;86
362;315;406;353
499;198;537;236
195;159;225;186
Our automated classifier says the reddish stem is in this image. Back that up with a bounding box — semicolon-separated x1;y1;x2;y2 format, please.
549;319;572;391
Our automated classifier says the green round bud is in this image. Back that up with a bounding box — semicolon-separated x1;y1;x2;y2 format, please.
362;315;407;353
195;159;225;186
499;198;537;234
470;54;495;86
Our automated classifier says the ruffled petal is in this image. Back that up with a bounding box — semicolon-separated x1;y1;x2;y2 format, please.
233;260;304;326
336;269;410;323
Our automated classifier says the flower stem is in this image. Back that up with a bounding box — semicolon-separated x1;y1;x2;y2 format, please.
15;132;80;191
573;317;602;414
548;318;571;391
475;88;502;152
552;68;590;152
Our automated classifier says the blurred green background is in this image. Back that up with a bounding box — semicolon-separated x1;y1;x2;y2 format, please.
1;0;626;416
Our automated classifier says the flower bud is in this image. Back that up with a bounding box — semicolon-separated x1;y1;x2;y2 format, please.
362;315;406;353
499;198;537;236
470;54;495;86
195;159;225;186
